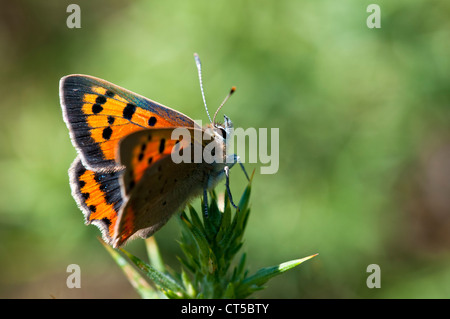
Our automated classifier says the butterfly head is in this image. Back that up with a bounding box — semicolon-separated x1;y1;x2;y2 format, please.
203;114;234;172
214;114;233;140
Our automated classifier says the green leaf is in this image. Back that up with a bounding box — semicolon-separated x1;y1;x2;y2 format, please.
188;204;204;233
234;253;247;281
121;248;187;298
181;268;196;297
209;192;222;234
145;236;165;273
188;220;214;265
223;282;235;298
236;254;318;298
219;184;251;250
102;241;160;299
215;191;231;245
176;255;195;274
203;192;222;241
238;182;252;212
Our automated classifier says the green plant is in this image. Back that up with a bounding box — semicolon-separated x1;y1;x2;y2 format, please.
104;180;317;298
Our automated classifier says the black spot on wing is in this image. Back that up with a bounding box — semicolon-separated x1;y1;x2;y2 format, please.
92;104;103;114
102;127;113;140
148;116;157;126
123;103;136;120
96;96;107;104
159;138;165;154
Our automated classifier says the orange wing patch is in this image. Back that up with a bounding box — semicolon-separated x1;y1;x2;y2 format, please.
69;158;124;244
80;90;175;162
82;91;176;128
118;128;194;196
129;133;179;188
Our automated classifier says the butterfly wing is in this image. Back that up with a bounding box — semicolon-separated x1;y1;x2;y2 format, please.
69;157;124;245
62;74;201;245
60;74;198;171
112;128;212;247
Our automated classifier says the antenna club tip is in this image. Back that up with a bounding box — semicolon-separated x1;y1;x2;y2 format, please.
231;86;236;93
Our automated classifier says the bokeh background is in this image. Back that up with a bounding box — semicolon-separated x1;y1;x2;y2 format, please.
1;0;450;298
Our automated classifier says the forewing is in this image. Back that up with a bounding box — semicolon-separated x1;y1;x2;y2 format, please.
60;75;197;171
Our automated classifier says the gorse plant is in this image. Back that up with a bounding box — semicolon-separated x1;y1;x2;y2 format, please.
103;180;317;298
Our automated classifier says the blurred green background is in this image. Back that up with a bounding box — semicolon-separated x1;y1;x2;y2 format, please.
1;0;450;298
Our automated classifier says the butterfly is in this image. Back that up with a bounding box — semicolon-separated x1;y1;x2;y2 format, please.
60;54;248;248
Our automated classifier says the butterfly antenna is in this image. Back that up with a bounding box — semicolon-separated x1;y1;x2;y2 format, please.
213;86;236;125
194;53;213;124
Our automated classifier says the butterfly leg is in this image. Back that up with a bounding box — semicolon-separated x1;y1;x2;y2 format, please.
203;187;209;218
227;154;250;181
224;166;238;210
235;155;250;181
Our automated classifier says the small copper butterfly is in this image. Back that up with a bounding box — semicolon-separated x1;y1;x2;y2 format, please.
60;54;248;248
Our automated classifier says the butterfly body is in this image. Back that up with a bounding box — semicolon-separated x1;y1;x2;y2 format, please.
113;125;233;247
61;72;239;247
